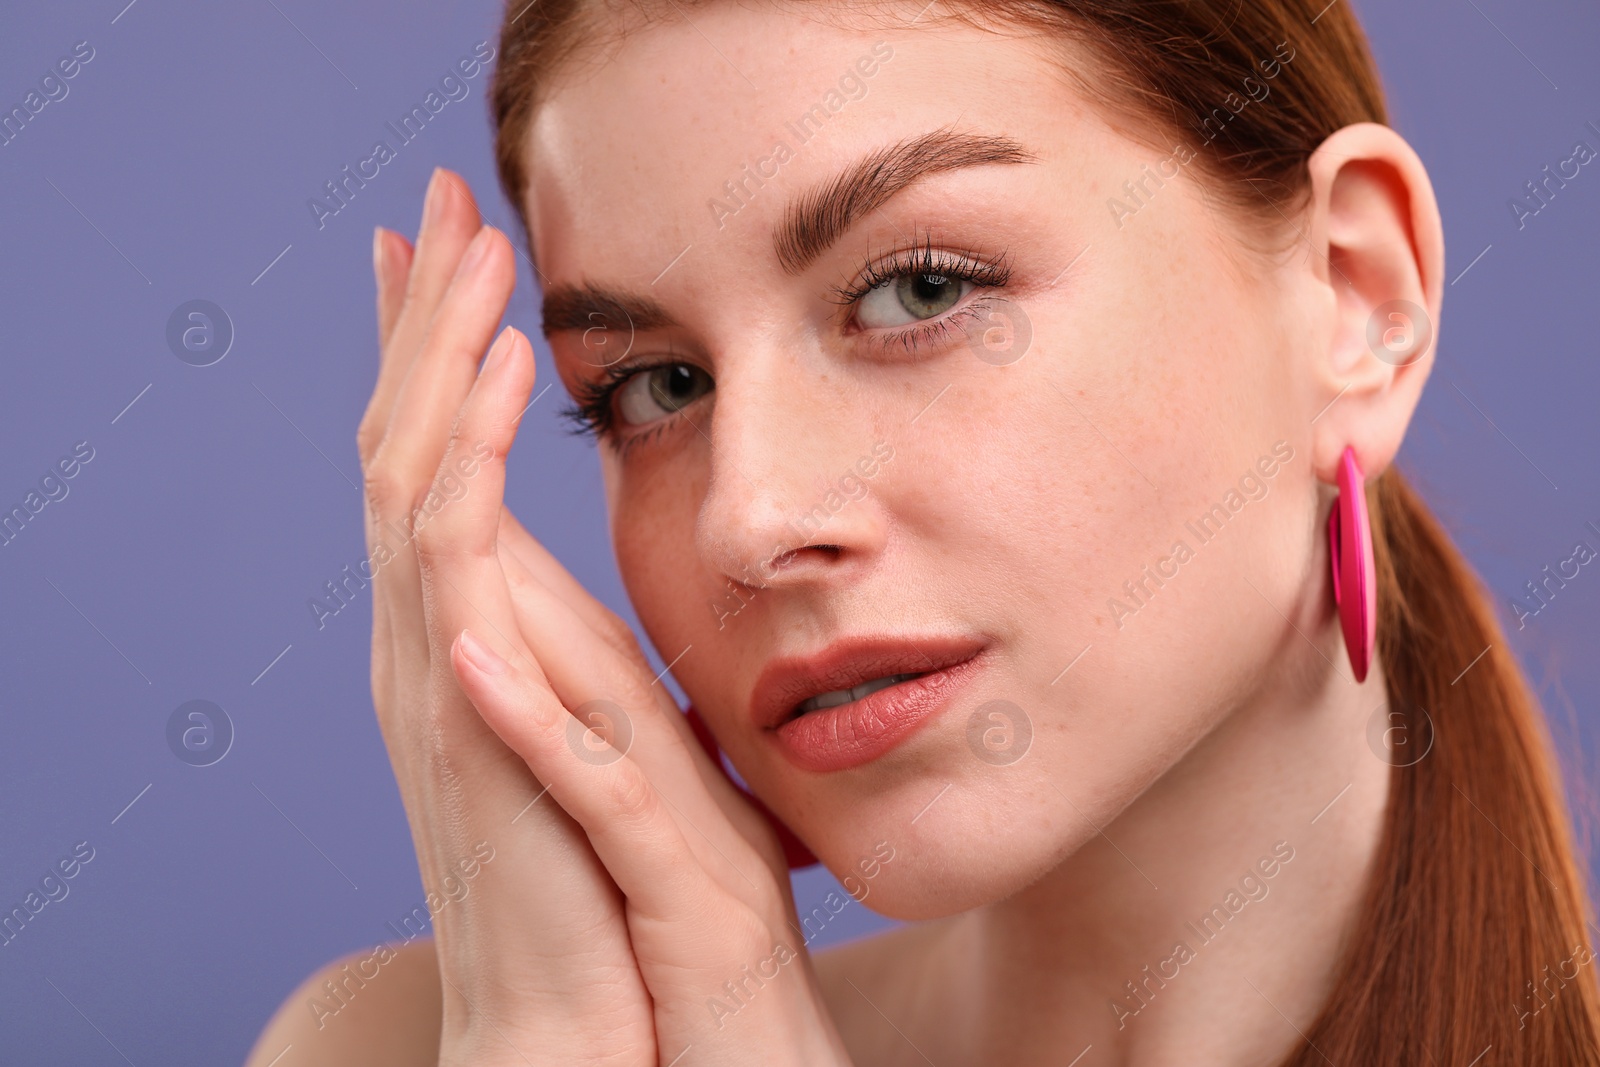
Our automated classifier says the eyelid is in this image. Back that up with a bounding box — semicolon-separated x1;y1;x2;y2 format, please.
831;230;1013;357
830;234;1012;308
561;230;1013;444
560;350;712;444
851;293;999;357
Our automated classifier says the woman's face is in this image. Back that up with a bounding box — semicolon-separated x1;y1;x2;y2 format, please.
523;1;1326;918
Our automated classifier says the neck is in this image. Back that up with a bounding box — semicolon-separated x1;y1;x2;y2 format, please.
942;643;1392;1065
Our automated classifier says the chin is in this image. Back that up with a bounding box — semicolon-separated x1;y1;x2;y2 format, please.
805;786;1092;922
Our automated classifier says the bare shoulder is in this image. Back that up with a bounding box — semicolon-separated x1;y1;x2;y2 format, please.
242;938;441;1067
810;916;956;1064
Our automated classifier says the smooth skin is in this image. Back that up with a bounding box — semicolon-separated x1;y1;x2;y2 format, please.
246;3;1443;1065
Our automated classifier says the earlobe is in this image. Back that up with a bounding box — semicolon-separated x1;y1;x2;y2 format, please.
1303;122;1445;485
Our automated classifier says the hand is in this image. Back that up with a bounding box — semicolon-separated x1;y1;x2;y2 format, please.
361;167;852;1066
360;168;653;1066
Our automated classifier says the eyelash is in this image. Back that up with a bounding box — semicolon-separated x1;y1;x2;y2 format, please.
557;236;1013;449
830;235;1012;310
558;358;684;457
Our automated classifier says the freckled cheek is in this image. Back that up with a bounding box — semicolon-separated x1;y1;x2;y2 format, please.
608;488;703;635
902;317;1203;622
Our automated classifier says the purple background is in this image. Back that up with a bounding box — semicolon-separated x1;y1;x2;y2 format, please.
0;0;1596;1061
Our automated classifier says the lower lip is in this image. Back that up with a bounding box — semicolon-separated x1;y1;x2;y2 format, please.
771;653;986;773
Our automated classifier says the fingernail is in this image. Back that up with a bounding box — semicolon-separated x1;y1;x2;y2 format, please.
373;226;388;285
421;167;446;231
458;628;508;676
483;327;515;372
454;226;493;282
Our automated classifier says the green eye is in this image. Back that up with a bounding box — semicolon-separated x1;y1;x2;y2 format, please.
857;272;972;328
615;363;713;427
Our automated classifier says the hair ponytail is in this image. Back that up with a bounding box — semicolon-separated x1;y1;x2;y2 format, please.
1286;467;1600;1064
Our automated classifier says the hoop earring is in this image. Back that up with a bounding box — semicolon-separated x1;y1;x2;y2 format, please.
683;705;819;869
1326;444;1377;683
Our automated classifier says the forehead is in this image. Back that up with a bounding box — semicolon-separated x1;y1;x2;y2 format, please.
521;4;1104;285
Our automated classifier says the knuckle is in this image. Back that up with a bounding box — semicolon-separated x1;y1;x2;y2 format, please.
581;606;649;667
355;411;385;467
447;411;468;450
410;489;465;552
414;516;494;569
362;462;418;523
606;764;659;825
599;613;644;658
608;673;654;719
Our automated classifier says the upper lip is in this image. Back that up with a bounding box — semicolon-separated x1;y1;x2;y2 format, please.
750;634;988;730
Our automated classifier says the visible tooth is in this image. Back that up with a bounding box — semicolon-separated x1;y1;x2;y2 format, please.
796;672;924;716
851;674;906;701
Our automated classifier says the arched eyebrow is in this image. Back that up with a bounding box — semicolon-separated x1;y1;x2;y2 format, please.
775;126;1039;275
540;127;1038;337
541;282;675;338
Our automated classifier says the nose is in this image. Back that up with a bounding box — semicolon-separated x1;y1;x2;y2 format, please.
693;351;889;593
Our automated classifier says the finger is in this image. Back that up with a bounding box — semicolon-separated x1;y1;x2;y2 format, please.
370;224;515;526
412;325;543;681
389;168;482;379
494;540;785;877
367;226;517;671
374;226;415;351
450;626;724;926
358;168;481;468
422;331;763;912
495;537;709;766
497;506;653;667
365;226;417;568
365;227;416;719
399;324;620;915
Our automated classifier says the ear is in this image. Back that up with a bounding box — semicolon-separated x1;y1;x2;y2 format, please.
1301;122;1445;484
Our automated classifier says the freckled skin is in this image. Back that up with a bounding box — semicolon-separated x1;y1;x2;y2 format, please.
519;2;1437;1062
238;0;1450;1058
531;6;1314;912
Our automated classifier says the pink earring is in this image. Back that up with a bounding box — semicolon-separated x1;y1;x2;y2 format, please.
1327;444;1377;683
683;704;819;870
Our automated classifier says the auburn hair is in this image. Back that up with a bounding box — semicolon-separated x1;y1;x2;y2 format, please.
488;1;1600;1061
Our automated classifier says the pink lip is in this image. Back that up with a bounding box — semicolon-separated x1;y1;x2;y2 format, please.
751;635;989;773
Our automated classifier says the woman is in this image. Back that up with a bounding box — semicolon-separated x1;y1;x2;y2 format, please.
246;0;1600;1063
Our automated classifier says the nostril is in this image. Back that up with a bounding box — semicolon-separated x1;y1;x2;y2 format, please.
762;542;843;575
